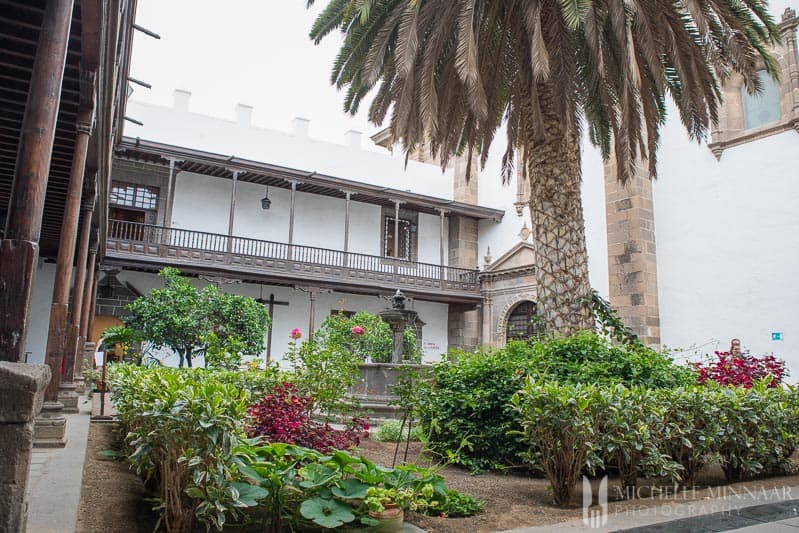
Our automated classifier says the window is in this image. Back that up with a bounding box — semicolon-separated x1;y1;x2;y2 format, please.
741;70;781;129
506;301;541;341
110;182;159;210
384;216;412;259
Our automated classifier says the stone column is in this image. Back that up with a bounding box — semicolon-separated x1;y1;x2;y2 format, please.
604;159;661;346
447;152;481;352
0;0;75;362
447;216;480;351
0;362;51;532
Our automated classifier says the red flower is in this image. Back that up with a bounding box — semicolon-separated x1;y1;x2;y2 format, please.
290;328;302;339
351;325;365;335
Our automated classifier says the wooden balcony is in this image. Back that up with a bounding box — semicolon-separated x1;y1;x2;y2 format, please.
104;220;481;303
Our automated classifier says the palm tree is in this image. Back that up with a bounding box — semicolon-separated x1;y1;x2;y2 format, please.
307;0;779;335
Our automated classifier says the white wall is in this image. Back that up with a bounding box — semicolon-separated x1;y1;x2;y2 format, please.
651;124;799;368
115;270;450;367
24;261;57;365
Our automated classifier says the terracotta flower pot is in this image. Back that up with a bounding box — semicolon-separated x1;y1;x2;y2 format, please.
367;503;404;532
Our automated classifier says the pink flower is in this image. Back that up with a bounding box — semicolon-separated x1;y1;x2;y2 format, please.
351;325;365;335
290;328;302;340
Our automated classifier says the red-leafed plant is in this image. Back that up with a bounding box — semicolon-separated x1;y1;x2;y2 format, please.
247;382;369;452
693;351;787;388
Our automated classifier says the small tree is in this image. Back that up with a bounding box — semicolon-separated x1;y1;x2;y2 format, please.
124;268;270;367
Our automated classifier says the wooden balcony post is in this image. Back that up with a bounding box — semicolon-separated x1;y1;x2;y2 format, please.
161;159;176;246
393;200;400;259
0;0;74;362
439;209;447;288
63;195;95;383
44;69;96;403
343;191;351;267
288;180;297;260
227;170;238;255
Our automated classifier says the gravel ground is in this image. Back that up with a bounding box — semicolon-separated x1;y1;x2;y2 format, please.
75;426;799;532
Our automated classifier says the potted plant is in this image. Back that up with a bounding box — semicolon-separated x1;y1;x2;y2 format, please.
363;487;411;532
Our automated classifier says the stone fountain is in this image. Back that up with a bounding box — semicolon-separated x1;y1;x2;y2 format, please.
378;290;419;364
348;290;429;421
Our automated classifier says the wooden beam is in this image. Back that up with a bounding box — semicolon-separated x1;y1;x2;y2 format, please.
0;0;75;362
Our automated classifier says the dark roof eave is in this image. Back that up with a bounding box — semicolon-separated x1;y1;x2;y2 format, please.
115;136;505;222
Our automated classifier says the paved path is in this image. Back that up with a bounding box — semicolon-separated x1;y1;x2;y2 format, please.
26;396;91;533
506;483;799;532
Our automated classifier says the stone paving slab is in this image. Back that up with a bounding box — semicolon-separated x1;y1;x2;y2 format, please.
504;484;799;532
25;396;91;533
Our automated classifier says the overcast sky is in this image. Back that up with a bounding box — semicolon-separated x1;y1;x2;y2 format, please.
129;0;796;145
129;1;378;145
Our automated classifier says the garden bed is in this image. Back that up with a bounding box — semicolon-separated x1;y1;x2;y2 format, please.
76;425;799;533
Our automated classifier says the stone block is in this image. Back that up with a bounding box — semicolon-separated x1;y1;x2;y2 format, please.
0;363;50;533
0;363;51;424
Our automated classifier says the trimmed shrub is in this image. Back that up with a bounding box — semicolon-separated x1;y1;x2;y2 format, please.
512;380;605;505
416;333;692;471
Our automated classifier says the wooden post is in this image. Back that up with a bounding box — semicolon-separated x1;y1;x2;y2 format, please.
44;72;96;402
161;159;176;245
343;191;351;267
393;200;400;258
288;180;297;260
0;0;74;362
63;196;95;382
64;195;94;382
262;293;289;363
227;171;238;253
439;209;446;287
79;235;98;347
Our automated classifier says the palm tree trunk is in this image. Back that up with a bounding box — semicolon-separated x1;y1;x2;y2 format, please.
526;84;593;335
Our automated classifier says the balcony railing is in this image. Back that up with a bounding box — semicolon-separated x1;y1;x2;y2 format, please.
106;220;480;298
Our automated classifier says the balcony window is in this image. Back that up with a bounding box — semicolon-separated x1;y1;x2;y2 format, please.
383;216;413;260
110;182;159;210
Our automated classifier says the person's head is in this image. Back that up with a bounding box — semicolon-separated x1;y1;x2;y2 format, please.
730;338;742;356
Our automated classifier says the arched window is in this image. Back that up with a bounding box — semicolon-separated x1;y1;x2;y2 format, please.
741;70;781;129
506;301;541;341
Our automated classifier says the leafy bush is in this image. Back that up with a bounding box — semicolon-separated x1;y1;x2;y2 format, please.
711;381;799;481
594;385;681;492
416;333;692;471
511;380;604;506
109;365;272;532
693;351;787;388
285;335;361;416
314;311;422;363
247;382;369;453
374;420;424;442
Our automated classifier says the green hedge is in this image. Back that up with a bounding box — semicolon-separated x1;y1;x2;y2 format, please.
416;333;696;471
512;379;799;506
